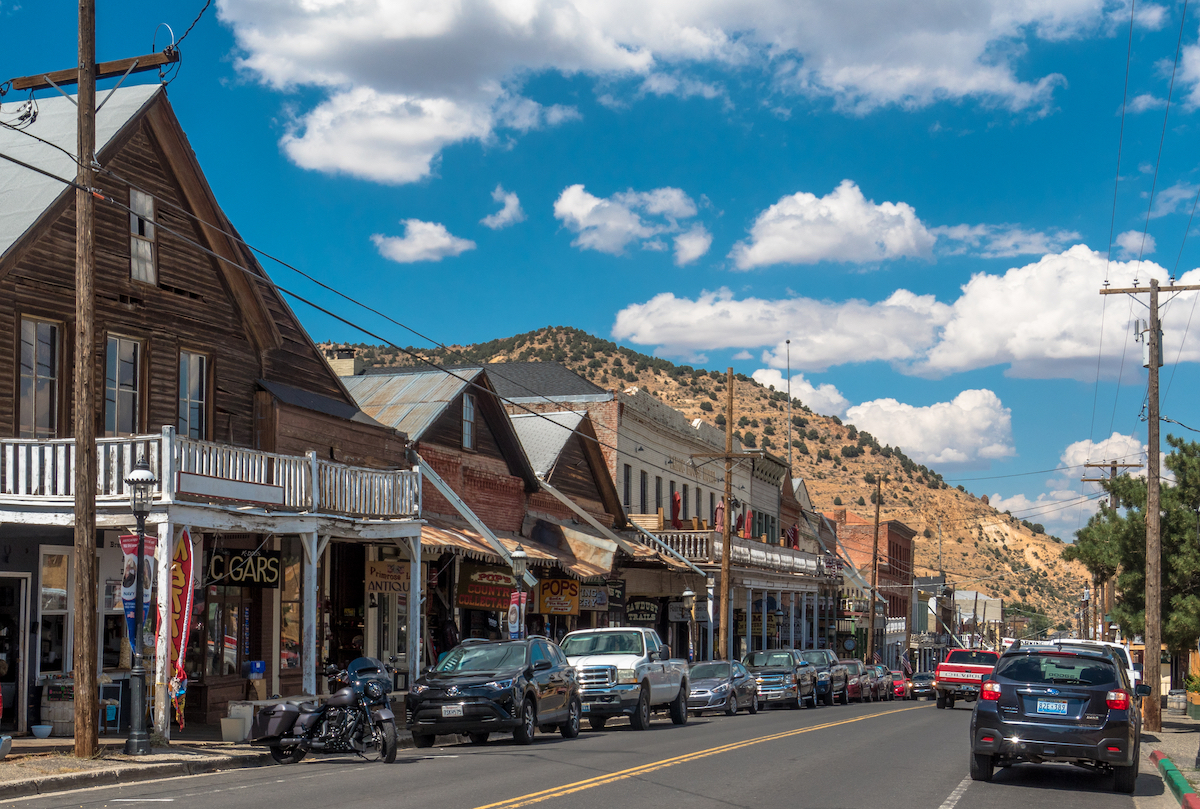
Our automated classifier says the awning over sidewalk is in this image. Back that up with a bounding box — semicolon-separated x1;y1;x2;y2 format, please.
422;517;607;580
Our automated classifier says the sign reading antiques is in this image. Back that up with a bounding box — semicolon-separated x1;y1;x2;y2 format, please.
625;599;660;624
457;563;516;611
206;549;281;588
365;561;412;604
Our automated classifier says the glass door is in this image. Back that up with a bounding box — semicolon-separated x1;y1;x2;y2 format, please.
0;576;28;732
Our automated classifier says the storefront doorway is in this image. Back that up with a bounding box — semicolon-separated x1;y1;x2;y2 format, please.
0;574;28;733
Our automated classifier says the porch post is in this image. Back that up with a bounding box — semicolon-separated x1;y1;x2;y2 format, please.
706;579;715;661
153;520;177;740
744;588;751;655
810;591;818;649
407;534;421;688
799;592;807;649
789;592;795;649
300;532;327;696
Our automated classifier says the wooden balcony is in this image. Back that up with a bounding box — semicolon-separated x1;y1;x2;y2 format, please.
0;426;420;520
635;528;834;578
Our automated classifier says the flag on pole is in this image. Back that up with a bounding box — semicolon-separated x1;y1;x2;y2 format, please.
872;649;882;664
900;651;913;674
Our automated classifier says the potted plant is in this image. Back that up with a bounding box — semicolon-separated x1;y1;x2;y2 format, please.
1185;673;1200;720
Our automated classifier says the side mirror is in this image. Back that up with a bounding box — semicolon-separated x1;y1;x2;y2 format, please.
534;659;553;672
324;663;339;676
659;645;670;660
1135;684;1152;698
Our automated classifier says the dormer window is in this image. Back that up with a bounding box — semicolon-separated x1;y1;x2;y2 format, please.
462;392;475;450
130;189;156;284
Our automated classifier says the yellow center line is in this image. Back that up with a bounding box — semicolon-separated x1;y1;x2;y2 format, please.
472;704;928;809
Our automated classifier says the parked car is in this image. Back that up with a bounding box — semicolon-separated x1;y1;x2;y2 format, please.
859;662;880;701
909;672;936;700
405;636;580;746
935;648;1000;709
970;641;1151;792
743;650;818;709
872;666;895;701
840;659;869;703
890;670;909;700
560;627;689;730
798;649;849;706
687;660;759;716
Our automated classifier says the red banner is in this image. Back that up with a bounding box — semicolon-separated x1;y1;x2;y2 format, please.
167;530;195;675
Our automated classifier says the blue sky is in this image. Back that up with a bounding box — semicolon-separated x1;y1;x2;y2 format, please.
4;0;1200;537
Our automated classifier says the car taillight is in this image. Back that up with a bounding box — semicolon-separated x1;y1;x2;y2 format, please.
1106;690;1131;711
980;682;1001;701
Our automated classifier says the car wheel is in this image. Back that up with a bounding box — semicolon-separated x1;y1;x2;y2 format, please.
839;688;849;705
969;752;994;782
936;692;946;709
560;698;581;739
808;690;819;709
513;698;536;745
588;716;607;730
378;720;398;764
1113;745;1139;793
725;692;738;716
670;685;688;725
412;733;435;748
630;686;652;730
269;744;307;765
469;732;490;745
947;696;956;710
748;693;758;715
823;688;834;707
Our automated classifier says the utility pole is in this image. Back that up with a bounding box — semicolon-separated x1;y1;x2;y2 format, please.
867;476;882;664
938;519;943;575
786;339;792;470
73;0;99;759
692;369;760;661
6;12;182;760
1099;279;1192;733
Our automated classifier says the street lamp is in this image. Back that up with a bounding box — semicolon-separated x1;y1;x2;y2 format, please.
124;456;157;755
681;588;696;661
511;545;528;639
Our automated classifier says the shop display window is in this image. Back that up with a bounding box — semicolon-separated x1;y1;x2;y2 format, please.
38;552;70;674
280;538;301;670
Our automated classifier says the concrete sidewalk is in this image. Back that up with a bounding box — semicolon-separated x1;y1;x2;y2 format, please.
1143;710;1200;793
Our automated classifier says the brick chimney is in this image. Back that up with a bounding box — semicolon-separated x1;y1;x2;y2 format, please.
326;347;364;377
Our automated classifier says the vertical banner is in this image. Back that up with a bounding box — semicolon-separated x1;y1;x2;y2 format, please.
507;591;528;639
121;533;158;651
161;530;195;729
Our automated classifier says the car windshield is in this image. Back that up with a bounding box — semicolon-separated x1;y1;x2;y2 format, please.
799;652;827;666
436;643;527;672
945;650;1000;666
745;652;794;668
996;653;1117;686
691;662;731;679
560;631;644;657
912;673;934;682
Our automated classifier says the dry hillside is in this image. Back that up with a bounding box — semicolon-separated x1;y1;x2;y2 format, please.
324;326;1088;628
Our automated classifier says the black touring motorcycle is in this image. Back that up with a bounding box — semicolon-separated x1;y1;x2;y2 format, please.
250;657;398;764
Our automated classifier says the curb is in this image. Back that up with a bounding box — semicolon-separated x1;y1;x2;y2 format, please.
1150;750;1200;808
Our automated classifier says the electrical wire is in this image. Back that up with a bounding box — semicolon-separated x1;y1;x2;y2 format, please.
942;452;1145;483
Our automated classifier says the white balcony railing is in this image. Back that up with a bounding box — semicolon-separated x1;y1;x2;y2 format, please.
0;427;420;520
639;529;832;577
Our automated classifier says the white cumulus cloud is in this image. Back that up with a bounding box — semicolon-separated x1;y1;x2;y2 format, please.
730;180;936;268
751;368;849;416
219;0;1117;184
554;184;702;256
481;185;526;229
1127;93;1167;114
371;219;476;263
1115;229;1155;258
845;390;1015;465
935;223;1082;258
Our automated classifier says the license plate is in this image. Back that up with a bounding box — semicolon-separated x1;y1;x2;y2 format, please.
441;704;464;718
1036;699;1068;716
581;703;590;713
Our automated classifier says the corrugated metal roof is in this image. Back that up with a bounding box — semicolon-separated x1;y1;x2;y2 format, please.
257;378;390;429
509;411;584;477
485;362;605;400
341;368;481;440
0;85;161;262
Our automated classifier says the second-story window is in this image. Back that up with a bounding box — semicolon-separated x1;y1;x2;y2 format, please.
105;335;141;436
129;189;156;284
623;464;632;509
19;317;59;438
178;351;209;439
682;484;689;520
462;392;475;450
655;476;663;513
639;471;648;513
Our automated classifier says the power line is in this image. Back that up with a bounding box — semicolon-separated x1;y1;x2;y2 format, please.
943;452;1145;483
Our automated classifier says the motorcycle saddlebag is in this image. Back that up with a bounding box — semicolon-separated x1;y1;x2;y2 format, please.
250;702;300;740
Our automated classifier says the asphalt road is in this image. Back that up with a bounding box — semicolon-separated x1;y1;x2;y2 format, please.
1;699;1173;809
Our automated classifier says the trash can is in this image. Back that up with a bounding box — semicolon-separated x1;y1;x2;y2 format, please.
1167;689;1186;716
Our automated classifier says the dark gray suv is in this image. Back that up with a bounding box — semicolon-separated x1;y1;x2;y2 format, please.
969;642;1151;792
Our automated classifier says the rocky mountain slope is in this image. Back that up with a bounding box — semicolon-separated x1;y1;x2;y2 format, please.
323;326;1087;628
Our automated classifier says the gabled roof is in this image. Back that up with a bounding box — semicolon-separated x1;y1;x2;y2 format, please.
0;84;160;262
257;379;392;431
509;411;585;477
484;362;607;401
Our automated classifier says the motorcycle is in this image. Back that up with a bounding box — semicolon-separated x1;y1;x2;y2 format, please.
249;657;398;765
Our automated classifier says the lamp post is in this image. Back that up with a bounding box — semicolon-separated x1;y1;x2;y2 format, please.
511;545;528;639
681;589;696;661
124;456;157;755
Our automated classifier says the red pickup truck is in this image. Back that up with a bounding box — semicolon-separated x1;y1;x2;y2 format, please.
933;649;999;709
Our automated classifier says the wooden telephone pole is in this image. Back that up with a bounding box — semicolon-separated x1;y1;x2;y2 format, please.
692;369;760;660
866;476;883;665
8;5;180;758
1099;278;1200;733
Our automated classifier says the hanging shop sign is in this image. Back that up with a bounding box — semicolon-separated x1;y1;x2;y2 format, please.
667;601;691;623
626;599;660;624
457;563;516;611
579;584;609;611
735;613;778;636
536;579;580;615
606;579;626;609
366;561;411;605
507;591;527;639
206;549;281;588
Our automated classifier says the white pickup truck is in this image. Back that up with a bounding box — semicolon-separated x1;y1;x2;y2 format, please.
559;627;689;730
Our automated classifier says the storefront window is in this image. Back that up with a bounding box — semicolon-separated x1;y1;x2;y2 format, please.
39;552;70;674
205;586;243;677
280;538;301;670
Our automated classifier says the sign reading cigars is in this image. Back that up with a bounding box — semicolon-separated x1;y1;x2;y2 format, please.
207;549;281;588
457;562;516;611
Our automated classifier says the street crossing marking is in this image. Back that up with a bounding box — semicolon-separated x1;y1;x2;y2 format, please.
472;704;928;809
936;776;971;809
